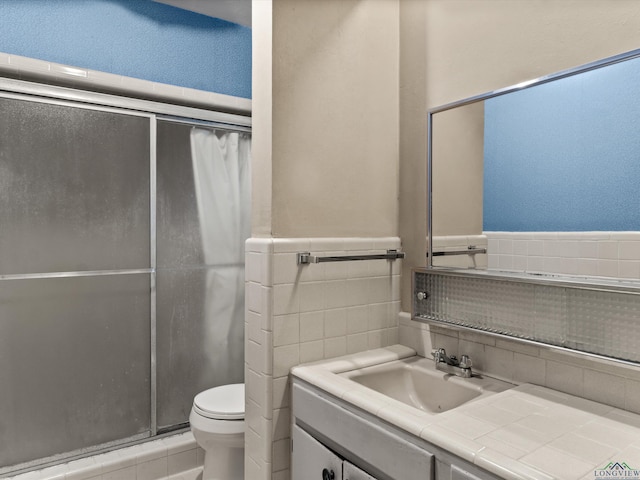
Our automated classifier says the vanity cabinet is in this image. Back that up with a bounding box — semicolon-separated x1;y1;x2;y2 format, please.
292;379;502;480
292;381;434;480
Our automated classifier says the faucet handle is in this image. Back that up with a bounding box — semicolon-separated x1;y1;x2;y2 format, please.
459;354;472;369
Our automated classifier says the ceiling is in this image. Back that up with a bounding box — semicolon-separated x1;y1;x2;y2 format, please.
153;0;251;27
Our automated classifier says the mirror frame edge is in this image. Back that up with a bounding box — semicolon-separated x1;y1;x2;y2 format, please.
426;46;640;292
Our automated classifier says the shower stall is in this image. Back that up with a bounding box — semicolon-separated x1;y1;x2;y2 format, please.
0;78;250;474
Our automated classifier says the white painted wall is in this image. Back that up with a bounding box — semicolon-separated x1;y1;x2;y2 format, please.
252;0;399;238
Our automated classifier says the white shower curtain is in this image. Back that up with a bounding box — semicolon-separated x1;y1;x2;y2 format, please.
190;128;251;383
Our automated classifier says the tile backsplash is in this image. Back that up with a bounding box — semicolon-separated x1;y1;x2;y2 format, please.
486;231;640;279
401;312;640;417
245;237;402;480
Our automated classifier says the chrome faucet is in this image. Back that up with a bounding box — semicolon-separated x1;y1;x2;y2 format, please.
431;348;473;378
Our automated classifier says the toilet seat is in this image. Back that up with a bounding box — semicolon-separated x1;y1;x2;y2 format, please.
193;383;244;420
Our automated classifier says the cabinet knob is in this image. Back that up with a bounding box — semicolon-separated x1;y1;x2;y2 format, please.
322;468;335;480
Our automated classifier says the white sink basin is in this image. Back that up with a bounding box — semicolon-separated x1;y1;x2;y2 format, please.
339;355;513;414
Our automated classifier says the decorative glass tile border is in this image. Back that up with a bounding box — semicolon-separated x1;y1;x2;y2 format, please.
413;269;640;364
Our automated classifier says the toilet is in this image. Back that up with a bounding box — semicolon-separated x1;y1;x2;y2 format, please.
190;383;245;480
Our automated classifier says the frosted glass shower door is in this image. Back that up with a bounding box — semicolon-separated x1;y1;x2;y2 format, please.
0;96;151;468
156;120;250;429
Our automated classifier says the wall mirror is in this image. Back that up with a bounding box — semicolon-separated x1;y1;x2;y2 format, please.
428;47;640;285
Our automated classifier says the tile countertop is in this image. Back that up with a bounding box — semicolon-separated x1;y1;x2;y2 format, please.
291;345;640;480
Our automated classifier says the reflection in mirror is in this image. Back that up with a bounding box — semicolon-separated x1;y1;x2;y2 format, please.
429;48;640;281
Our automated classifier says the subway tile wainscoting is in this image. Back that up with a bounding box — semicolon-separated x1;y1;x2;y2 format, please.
244;237;402;480
430;231;640;278
485;231;640;279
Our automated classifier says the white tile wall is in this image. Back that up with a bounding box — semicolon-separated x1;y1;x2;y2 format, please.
486;231;640;279
6;433;203;480
0;51;251;114
399;312;640;417
245;237;402;480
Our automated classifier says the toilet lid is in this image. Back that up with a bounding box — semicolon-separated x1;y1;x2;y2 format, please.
193;383;244;420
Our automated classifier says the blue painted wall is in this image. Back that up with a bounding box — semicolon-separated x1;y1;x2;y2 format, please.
484;57;640;231
0;0;251;98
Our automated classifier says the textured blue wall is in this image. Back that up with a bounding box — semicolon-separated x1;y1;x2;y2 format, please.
0;0;251;98
484;57;640;231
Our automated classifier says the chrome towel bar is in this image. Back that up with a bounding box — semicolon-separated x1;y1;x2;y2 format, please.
297;249;405;265
427;246;487;257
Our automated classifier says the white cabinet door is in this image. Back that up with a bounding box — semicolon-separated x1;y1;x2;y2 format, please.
292;425;344;480
344;461;377;480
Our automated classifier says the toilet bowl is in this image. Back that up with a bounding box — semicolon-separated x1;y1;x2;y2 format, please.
190;383;245;480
